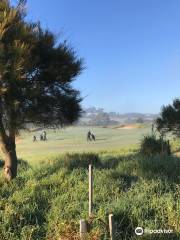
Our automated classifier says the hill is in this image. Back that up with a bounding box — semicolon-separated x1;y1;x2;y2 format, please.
78;107;158;126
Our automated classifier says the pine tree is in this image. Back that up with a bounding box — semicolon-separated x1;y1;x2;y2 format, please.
156;98;180;137
0;0;83;180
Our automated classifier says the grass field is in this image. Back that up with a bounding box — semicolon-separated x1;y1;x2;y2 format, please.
16;125;151;164
0;125;179;239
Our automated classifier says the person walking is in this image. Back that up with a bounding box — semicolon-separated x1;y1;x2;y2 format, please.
40;134;43;141
33;135;37;142
87;131;91;141
91;133;96;141
43;130;47;141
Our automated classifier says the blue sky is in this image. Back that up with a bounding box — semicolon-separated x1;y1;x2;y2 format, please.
13;0;180;113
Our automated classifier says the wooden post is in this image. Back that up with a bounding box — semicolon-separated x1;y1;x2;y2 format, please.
109;214;114;240
80;219;87;239
89;164;93;217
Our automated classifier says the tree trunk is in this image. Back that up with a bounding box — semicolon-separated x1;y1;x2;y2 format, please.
0;136;17;181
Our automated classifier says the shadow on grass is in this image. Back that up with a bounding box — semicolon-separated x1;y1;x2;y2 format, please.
95;138;107;141
113;210;137;240
34;153;134;180
107;152;180;185
112;207;180;240
111;172;138;191
138;154;180;183
31;151;180;188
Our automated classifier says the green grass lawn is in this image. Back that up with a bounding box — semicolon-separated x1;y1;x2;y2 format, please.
0;125;179;239
0;152;179;239
16;126;151;164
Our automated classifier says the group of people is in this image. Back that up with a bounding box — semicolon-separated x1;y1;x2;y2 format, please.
87;130;96;141
33;131;47;142
33;130;96;142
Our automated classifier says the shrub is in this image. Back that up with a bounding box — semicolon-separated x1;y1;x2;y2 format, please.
140;135;171;156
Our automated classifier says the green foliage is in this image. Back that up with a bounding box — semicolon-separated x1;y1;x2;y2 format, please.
88;112;118;126
0;0;83;134
156;98;180;137
0;151;179;239
140;134;171;156
0;0;83;179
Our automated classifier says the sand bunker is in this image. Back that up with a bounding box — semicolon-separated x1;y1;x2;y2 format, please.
16;137;22;144
175;151;180;157
116;124;139;130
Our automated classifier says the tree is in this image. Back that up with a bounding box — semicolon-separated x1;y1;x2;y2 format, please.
136;117;144;124
0;0;83;180
89;112;110;126
156;98;180;137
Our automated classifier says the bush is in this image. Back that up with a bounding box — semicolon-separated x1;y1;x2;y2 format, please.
140;135;171;156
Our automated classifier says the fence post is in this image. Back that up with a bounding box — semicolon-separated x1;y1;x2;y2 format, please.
80;219;87;239
89;164;93;217
109;214;114;240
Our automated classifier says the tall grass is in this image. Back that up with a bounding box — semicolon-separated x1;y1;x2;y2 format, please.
0;151;179;239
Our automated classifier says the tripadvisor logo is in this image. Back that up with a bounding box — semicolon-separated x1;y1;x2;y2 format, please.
135;227;144;236
135;227;174;236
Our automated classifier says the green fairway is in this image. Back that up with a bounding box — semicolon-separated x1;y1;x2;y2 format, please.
15;125;151;164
